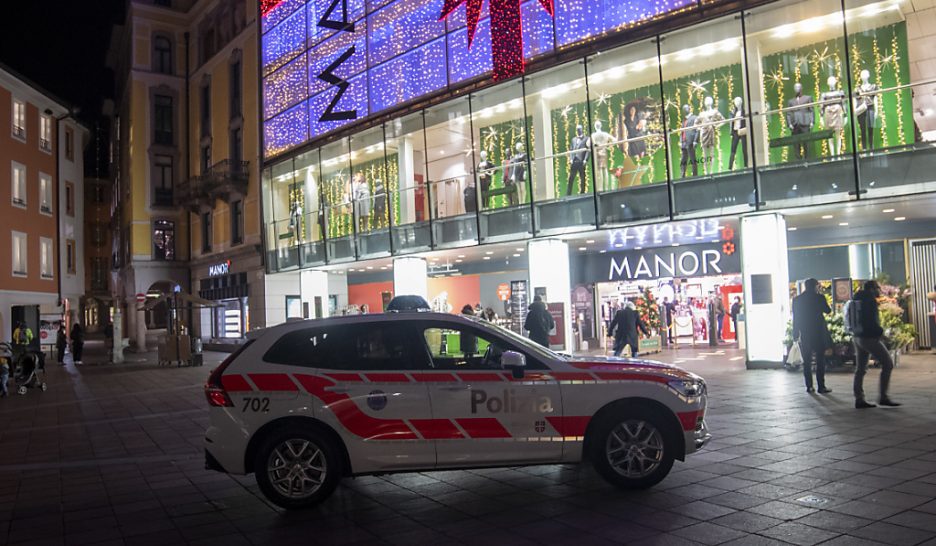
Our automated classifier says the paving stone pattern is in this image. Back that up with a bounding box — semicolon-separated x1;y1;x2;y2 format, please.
0;342;935;545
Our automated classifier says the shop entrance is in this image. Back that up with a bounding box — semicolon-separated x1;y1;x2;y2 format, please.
596;274;742;349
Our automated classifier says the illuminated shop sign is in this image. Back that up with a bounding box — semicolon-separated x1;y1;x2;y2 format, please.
573;242;741;283
261;0;712;157
209;260;232;277
607;218;734;249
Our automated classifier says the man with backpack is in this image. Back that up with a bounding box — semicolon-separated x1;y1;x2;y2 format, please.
847;281;899;409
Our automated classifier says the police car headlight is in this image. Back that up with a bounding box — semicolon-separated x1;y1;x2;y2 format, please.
668;379;705;397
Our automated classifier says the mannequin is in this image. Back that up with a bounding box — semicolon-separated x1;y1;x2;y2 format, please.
679;104;699;178
728;96;747;170
289;198;303;243
820;76;846;157
352;173;371;231
477;150;495;208
854;69;878;151
567;125;590;196
373;178;387;226
591;120;614;190
505;141;526;206
695;96;725;175
786;82;814;160
621;104;647;159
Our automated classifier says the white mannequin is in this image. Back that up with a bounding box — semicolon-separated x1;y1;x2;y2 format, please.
695;96;724;175
289;198;303;247
821;75;847;157
506;141;526;206
855;69;879;151
728;96;747;170
591;120;614;190
477;150;495;208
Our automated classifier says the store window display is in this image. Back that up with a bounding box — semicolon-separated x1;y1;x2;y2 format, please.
321;138;355;261
385;112;429;253
471;82;531;212
425;99;475;222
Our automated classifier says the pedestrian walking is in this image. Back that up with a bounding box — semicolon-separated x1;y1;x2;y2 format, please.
608;301;649;357
70;320;85;365
730;297;742;343
56;322;68;365
851;281;900;408
524;296;554;347
0;348;9;398
792;278;833;394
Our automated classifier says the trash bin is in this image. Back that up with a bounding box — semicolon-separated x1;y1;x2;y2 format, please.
191;338;204;367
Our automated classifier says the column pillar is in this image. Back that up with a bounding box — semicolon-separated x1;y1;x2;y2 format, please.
398;137;415;224
300;270;330;319
393;257;427;301
528;239;572;351
135;305;147;352
532;97;555;201
111;306;124;364
740;213;790;367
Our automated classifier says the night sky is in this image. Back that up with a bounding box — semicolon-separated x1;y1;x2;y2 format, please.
0;1;125;125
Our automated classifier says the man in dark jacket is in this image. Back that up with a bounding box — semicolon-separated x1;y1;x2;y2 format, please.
852;281;899;408
792;278;833;394
70;321;85;365
524;296;554;347
609;301;650;357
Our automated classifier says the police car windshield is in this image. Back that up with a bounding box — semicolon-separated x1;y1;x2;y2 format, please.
466;316;562;361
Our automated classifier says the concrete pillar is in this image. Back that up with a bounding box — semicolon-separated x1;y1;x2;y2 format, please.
740;213;790;367
112;306;124;364
528;239;573;351
135;305;147;352
398;137;415;224
300;270;330;318
393;257;427;301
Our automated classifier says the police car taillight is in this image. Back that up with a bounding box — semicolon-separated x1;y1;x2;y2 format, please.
205;341;252;407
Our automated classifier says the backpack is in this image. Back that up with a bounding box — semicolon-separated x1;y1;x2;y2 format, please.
843;299;861;335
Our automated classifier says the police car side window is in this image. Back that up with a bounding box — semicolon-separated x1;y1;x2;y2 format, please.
262;328;344;368
346;323;428;371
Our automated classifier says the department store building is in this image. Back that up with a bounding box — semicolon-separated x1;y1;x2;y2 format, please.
259;0;936;366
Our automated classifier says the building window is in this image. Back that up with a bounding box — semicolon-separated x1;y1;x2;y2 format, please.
154;95;174;145
230;60;242;118
11;162;26;207
202;211;212;252
40;237;54;279
65;181;75;216
201;144;211;174
153;35;173;74
153;219;175;260
66;239;77;275
231;200;243;245
39;115;52;153
40;173;53;215
12;232;27;276
65;127;75;161
230;127;242;164
12;98;26;140
153;154;174;206
200;83;211;138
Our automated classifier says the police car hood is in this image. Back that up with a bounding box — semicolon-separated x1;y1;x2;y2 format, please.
566;356;699;381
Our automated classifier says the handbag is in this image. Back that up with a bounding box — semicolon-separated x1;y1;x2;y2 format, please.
853;99;867;117
787;341;804;366
737;126;748;137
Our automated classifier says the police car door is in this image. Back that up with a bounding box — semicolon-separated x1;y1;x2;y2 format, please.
416;321;563;466
294;322;436;472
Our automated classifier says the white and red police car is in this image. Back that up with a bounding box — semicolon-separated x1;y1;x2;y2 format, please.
204;311;710;509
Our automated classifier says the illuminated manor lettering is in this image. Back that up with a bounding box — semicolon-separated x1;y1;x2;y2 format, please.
470;389;554;414
609;249;723;280
316;0;357;123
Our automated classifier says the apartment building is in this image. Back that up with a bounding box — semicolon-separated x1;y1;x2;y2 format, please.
59;118;90;332
0;65;71;343
107;0;263;350
83;176;112;333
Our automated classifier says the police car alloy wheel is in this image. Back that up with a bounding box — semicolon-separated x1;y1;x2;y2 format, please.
254;427;341;509
592;406;676;489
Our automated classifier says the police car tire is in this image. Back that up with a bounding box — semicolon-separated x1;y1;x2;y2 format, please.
591;406;676;490
254;426;342;509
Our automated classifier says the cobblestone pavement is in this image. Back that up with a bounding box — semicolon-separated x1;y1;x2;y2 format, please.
1;342;935;545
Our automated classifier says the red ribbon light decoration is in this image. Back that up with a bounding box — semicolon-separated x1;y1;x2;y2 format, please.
440;0;554;81
261;0;284;16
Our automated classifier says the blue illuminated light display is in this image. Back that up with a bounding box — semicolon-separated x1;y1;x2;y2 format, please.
263;0;709;158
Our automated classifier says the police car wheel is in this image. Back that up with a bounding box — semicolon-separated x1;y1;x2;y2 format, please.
592;407;675;489
254;427;341;509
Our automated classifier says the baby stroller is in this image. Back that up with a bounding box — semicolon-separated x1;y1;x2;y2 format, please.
0;342;47;395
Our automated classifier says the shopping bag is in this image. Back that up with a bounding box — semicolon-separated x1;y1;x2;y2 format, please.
787;341;804;366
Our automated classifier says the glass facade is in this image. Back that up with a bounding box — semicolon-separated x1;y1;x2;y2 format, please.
263;0;936;273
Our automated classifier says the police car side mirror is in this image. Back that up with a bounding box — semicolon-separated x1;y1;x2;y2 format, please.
502;351;526;379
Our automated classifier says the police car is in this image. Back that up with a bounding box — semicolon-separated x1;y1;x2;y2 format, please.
204;311;710;509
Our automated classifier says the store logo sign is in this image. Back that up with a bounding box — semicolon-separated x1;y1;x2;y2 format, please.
608;249;724;281
209;260;231;277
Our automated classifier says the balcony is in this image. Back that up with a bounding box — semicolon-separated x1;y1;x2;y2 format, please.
176;159;249;212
